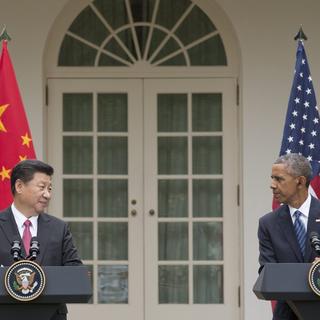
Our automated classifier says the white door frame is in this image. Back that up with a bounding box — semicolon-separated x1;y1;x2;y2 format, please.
47;78;144;320
144;78;239;320
47;76;240;320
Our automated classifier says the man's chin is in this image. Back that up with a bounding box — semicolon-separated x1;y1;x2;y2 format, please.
273;194;284;202
35;206;48;214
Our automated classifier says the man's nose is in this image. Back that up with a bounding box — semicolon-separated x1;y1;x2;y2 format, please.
270;179;276;189
43;189;51;199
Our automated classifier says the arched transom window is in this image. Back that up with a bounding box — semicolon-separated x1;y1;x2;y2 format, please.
58;0;227;67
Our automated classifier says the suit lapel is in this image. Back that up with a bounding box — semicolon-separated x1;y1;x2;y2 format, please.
0;208;23;250
305;197;320;262
36;213;51;264
277;205;304;262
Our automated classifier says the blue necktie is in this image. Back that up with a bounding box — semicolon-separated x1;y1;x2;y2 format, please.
293;210;306;256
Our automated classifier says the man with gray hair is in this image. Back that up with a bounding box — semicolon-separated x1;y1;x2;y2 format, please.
258;153;320;320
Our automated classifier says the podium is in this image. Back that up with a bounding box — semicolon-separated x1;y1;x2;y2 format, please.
253;263;320;320
0;265;92;319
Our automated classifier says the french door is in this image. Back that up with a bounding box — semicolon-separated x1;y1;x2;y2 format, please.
47;77;239;320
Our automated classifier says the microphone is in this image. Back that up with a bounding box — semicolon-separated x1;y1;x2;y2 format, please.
11;240;21;261
310;231;320;256
29;237;40;260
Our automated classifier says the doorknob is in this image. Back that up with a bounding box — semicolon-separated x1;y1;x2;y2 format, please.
149;209;155;216
131;209;137;216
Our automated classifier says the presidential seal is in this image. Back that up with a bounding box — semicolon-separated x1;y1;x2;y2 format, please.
4;260;46;301
308;258;320;296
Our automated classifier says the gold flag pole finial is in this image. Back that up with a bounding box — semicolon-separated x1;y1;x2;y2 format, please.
294;26;307;41
0;25;11;42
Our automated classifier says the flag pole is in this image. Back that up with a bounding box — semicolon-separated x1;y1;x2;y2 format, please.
294;26;307;41
0;25;11;42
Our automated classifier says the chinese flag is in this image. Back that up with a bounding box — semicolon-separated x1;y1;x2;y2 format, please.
0;40;36;210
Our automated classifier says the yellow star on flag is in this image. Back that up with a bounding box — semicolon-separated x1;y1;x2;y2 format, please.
21;132;32;147
0;104;9;132
19;155;27;161
0;166;11;181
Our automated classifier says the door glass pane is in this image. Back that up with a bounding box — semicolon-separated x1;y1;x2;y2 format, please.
193;179;222;217
98;137;128;174
192;93;222;132
63;136;93;174
98;179;128;217
58;35;97;66
175;6;216;46
135;26;149;56
158;180;188;217
98;222;128;260
103;39;132;64
158;53;186;66
188;35;227;66
63;179;93;217
117;29;138;60
158;137;188;174
155;0;191;30
69;6;107;46
193;265;223;303
93;0;128;30
158;94;187;132
98;94;128;132
152;38;181;64
98;265;128;303
159;265;188;303
63;93;93;131
130;0;156;22
68;222;93;260
99;53;127;66
193;222;223;260
192;136;222;174
147;28;166;60
158;222;188;260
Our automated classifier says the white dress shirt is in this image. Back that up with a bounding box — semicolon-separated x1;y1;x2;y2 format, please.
288;193;311;231
11;203;38;238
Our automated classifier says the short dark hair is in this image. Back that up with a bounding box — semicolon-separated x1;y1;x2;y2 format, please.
11;159;54;195
274;153;312;187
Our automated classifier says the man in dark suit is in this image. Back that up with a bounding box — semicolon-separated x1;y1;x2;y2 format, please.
0;159;82;320
258;153;320;320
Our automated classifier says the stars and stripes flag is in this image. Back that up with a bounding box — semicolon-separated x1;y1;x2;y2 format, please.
0;40;36;210
274;40;320;205
271;39;320;312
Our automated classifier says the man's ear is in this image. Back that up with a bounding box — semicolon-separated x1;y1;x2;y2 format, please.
15;179;24;194
297;176;307;188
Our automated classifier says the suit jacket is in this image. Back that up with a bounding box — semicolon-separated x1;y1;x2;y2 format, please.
0;207;82;318
258;196;320;320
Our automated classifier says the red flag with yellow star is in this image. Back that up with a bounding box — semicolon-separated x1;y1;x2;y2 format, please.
0;40;36;210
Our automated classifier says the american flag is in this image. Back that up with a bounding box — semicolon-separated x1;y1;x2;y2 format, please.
271;39;320;312
278;40;320;199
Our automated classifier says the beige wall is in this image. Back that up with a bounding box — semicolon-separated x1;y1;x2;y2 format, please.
1;0;320;319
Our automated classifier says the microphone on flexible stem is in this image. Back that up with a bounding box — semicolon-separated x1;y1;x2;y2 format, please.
29;237;40;261
309;231;320;256
11;240;22;261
